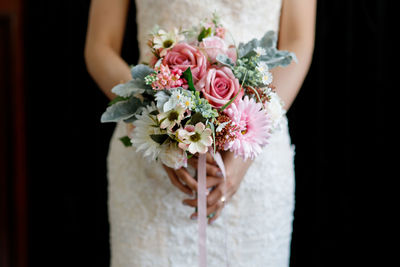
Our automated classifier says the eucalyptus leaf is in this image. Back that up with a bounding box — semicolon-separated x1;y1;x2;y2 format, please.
101;96;143;123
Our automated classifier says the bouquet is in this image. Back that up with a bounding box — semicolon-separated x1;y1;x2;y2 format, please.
101;14;296;168
101;14;296;266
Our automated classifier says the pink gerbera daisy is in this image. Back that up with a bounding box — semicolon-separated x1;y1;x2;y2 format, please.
224;96;272;160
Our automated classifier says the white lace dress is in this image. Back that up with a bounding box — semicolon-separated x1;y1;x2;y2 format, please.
107;0;295;266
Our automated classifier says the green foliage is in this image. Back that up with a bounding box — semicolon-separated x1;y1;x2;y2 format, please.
233;57;263;87
131;64;156;80
187;112;206;125
119;136;132;147
191;91;218;119
216;54;235;68
108;96;129;106
101;96;144;123
237;31;297;69
198;27;212;42
150;134;169;145
183;67;196;93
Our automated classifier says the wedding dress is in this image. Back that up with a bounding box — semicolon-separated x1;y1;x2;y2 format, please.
107;0;295;266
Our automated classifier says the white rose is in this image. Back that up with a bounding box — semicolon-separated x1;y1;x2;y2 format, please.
159;143;187;169
265;92;286;129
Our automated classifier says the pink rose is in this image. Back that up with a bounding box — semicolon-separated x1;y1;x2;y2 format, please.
199;36;237;63
197;66;244;108
163;43;208;85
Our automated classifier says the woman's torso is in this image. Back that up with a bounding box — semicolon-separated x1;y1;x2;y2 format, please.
135;0;283;63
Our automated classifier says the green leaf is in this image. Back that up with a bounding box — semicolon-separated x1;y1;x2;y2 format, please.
108;96;129;106
187;112;206;125
150;134;169;145
119;136;132;147
198;27;212;42
183;67;196;93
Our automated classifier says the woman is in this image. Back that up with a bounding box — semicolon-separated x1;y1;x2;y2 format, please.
85;0;316;266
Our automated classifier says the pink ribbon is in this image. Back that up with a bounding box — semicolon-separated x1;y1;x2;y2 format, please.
197;151;227;267
197;153;207;267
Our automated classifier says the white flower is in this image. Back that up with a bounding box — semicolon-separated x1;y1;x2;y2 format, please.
152;28;184;56
253;47;266;57
157;105;186;131
256;61;269;74
262;71;273;85
159;143;187;169
177;122;213;154
163;89;193;112
131;103;163;162
264;91;286;129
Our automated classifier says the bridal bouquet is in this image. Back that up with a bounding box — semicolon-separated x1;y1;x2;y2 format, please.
101;14;296;169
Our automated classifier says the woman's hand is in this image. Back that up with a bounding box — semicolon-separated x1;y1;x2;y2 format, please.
183;151;253;224
162;153;223;196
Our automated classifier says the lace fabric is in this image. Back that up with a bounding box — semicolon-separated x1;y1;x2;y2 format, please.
107;0;295;266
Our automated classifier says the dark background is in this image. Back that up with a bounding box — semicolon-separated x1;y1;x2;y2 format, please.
22;1;394;266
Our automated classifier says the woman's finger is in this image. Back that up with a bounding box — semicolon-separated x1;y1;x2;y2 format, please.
182;198;197;208
188;157;223;178
162;165;193;196
206;176;223;188
205;152;216;164
208;207;223;224
190;152;217;165
206;182;225;206
189;199;224;220
175;168;198;192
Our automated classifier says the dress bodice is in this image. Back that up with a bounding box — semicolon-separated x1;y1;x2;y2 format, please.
134;0;282;63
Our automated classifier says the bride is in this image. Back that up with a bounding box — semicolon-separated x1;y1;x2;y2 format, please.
85;0;316;266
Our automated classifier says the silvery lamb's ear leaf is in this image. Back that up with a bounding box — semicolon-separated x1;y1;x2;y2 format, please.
155;90;171;112
101;96;143;123
238;38;259;58
238;31;284;59
216;54;235;68
259;31;277;49
130;64;155;80
111;80;146;98
260;50;298;69
122;99;153;123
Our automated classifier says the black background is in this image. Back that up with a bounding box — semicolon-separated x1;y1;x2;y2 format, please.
25;1;394;266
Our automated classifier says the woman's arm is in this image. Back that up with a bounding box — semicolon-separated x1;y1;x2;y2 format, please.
84;0;132;100
272;0;317;110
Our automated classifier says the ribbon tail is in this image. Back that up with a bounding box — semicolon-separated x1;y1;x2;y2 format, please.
198;153;207;267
